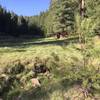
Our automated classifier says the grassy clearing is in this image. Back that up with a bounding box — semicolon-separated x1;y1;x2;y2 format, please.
0;36;100;68
0;44;82;68
0;36;100;100
0;36;80;68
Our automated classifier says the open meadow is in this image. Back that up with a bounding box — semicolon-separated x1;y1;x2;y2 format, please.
0;0;100;99
0;36;100;100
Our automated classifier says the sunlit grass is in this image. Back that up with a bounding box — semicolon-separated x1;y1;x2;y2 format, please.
0;36;100;69
0;37;100;100
0;43;82;68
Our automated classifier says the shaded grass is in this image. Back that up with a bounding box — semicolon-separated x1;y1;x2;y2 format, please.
0;36;78;47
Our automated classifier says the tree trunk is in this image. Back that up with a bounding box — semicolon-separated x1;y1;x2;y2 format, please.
80;0;85;18
79;0;86;67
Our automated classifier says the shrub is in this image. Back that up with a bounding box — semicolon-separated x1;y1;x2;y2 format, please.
6;61;25;75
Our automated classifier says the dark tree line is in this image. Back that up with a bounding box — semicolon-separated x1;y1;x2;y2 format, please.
0;0;100;38
0;5;44;38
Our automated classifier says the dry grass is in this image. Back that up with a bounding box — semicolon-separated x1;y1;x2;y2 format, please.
0;36;100;69
0;44;82;68
0;37;100;100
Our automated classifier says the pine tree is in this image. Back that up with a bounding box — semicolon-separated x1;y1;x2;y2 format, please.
44;0;79;35
44;0;59;35
53;0;71;33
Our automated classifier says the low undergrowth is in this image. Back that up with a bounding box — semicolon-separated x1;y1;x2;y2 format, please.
0;56;100;100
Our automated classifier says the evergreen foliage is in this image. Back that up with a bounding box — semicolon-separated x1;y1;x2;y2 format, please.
52;0;77;33
0;5;45;37
0;0;100;37
0;1;100;99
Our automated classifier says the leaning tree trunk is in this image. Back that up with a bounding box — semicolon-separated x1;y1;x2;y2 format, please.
79;0;85;43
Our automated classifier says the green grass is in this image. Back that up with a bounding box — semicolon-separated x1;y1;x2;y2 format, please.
0;36;80;68
0;36;100;100
0;36;100;68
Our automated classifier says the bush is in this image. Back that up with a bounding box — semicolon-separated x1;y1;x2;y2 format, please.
6;61;25;75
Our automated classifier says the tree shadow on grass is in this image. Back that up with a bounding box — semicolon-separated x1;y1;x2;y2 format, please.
0;36;79;48
0;49;27;54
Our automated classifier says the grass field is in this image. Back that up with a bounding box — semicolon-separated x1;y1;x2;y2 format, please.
0;36;100;68
0;36;100;100
0;37;79;67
